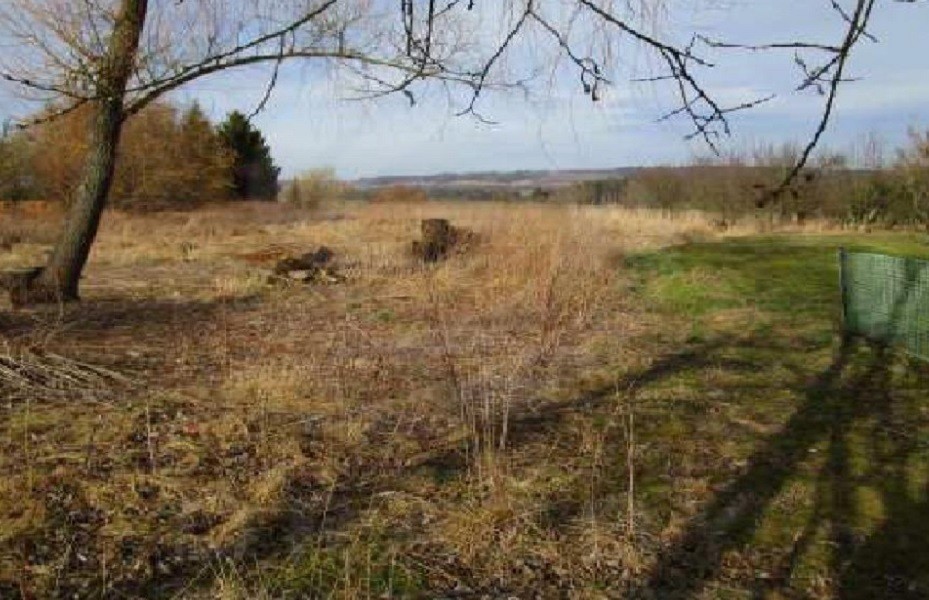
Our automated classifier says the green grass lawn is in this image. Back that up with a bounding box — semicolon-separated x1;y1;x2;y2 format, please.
621;232;929;598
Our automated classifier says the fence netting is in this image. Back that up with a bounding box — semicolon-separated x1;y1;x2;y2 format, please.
840;250;929;360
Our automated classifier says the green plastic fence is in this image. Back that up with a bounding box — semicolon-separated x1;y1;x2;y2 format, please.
839;249;929;360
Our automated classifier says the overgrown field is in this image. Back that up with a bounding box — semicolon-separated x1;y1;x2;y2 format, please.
1;201;927;599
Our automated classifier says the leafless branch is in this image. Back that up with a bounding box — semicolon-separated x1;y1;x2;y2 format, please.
760;0;878;204
246;35;286;121
0;0;897;200
455;2;534;120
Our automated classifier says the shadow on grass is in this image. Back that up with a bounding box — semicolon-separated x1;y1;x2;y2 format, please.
620;238;929;599
0;295;263;379
95;331;928;599
629;338;928;599
165;239;927;598
1;294;261;337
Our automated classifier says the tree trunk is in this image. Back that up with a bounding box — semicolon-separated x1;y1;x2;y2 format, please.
16;0;148;304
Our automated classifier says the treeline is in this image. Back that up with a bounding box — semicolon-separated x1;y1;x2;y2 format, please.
570;131;929;229
0;103;279;210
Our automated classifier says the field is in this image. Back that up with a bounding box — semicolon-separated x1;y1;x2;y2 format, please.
2;201;928;599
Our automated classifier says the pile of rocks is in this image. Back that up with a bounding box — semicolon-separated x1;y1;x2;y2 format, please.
269;246;344;284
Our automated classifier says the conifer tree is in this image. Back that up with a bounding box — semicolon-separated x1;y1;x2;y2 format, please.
217;111;280;200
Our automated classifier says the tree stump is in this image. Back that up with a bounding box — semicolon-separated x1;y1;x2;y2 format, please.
414;219;454;262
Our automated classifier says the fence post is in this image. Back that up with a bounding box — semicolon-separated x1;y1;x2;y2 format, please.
838;247;850;343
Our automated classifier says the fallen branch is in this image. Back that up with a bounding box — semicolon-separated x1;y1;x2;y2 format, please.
0;342;133;403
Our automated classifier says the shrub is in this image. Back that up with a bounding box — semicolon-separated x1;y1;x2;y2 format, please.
281;168;349;209
892;129;929;230
613;137;929;229
0;128;39;202
370;185;428;204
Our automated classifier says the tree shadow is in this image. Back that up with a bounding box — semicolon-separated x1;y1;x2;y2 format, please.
144;336;794;597
625;255;929;599
97;337;749;598
2;294;261;335
0;294;262;374
94;325;928;598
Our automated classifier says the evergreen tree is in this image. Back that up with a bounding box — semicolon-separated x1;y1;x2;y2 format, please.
217;111;280;200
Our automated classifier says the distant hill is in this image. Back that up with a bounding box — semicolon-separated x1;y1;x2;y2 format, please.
353;167;640;192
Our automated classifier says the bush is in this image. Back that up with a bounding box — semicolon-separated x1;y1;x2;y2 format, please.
370;185;428;204
0;128;39;202
892;129;929;230
0;202;61;248
611;137;929;229
281;168;350;209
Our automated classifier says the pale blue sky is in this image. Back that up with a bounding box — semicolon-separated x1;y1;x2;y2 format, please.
4;1;927;179
170;0;929;179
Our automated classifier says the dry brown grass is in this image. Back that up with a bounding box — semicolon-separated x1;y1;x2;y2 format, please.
0;200;840;598
0;203;62;271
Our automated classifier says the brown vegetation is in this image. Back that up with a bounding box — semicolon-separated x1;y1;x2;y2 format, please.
4;195;926;598
1;200;789;597
281;169;351;210
371;185;430;204
0;202;61;254
571;135;929;231
21;102;232;210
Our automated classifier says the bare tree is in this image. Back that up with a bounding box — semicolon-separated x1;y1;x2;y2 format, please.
0;0;905;304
